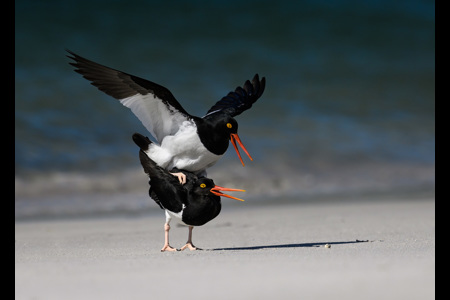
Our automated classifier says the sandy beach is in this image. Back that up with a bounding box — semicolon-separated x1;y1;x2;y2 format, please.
15;196;435;300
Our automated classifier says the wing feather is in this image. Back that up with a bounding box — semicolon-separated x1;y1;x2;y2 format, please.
204;74;266;118
67;50;191;143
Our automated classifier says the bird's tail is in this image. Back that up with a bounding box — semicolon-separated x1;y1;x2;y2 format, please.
132;132;152;151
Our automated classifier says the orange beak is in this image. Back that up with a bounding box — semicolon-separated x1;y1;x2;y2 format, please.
210;185;246;201
230;133;253;166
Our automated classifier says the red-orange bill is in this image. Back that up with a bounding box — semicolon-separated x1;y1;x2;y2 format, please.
230;133;253;166
211;185;246;201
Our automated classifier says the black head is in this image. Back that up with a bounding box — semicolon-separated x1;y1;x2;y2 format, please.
192;177;217;197
195;113;236;155
198;113;252;165
213;113;239;135
191;177;245;201
201;112;238;136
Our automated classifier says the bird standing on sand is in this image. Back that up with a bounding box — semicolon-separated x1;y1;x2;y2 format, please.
67;50;266;183
134;133;245;251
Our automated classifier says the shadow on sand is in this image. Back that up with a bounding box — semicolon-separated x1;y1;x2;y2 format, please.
210;239;374;251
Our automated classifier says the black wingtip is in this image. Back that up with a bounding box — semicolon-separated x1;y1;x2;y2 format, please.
238;73;265;102
251;74;266;99
65;48;79;62
65;48;74;56
204;74;266;117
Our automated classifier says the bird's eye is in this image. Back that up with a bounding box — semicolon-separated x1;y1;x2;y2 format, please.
200;183;206;188
226;123;232;129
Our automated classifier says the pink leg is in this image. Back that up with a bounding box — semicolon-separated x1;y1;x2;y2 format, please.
161;223;177;252
180;226;200;251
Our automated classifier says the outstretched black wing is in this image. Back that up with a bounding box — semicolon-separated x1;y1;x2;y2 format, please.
204;74;266;118
67;49;192;143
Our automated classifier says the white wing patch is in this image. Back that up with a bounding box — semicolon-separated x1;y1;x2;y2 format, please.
145;120;221;172
119;94;190;143
165;205;187;226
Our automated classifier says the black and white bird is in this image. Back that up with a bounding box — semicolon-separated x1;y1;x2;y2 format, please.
67;50;266;181
134;133;245;251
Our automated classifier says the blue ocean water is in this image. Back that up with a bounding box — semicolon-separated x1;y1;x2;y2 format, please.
15;0;435;218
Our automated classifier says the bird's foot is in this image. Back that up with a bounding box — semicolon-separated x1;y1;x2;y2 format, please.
161;244;178;252
180;242;202;251
170;172;186;185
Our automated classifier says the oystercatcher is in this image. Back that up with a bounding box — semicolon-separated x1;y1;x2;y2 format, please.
134;133;245;251
67;50;266;182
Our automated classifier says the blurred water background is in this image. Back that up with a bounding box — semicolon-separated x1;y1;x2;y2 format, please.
15;0;435;219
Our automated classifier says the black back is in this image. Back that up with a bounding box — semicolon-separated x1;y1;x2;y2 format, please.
139;150;187;213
